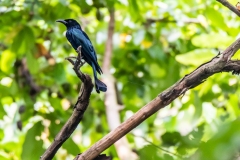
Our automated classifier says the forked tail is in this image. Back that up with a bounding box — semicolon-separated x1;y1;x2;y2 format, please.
91;62;107;93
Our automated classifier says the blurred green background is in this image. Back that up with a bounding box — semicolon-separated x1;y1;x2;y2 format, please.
1;0;240;159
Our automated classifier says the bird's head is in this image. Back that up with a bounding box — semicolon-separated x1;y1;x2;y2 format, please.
56;19;81;29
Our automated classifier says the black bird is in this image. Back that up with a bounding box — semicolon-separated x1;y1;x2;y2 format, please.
56;19;107;93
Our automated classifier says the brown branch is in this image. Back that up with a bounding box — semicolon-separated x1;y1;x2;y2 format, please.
144;17;207;32
222;60;240;74
40;47;94;160
76;37;240;160
216;0;240;17
146;17;200;24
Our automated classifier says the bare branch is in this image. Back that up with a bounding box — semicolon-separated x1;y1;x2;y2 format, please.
146;17;200;24
216;0;240;17
40;47;94;160
77;37;240;160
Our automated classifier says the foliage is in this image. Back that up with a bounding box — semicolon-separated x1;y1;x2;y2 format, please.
1;0;240;159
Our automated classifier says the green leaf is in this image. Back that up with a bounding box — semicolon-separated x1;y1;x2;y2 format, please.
161;132;181;146
0;155;9;160
148;45;165;61
228;94;240;117
139;145;160;160
1;50;16;73
79;0;92;14
128;0;141;21
48;63;67;84
193;91;202;121
192;119;240;160
205;8;227;30
176;49;216;66
21;122;44;160
26;51;39;74
192;34;234;49
149;63;166;78
11;26;35;55
181;124;204;148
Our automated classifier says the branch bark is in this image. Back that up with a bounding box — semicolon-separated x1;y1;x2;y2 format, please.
76;36;240;160
102;8;138;160
40;47;94;160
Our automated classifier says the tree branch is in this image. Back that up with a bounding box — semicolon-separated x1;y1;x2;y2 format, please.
40;47;94;160
216;0;240;17
145;17;200;24
76;36;240;160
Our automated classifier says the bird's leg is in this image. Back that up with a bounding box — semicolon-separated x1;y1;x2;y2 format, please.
75;46;85;68
76;46;82;61
66;46;85;80
74;46;85;78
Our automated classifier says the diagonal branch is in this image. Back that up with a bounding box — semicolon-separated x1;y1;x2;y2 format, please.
216;0;240;17
40;47;94;160
76;37;240;160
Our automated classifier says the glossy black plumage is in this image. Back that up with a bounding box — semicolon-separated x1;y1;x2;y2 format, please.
56;19;107;93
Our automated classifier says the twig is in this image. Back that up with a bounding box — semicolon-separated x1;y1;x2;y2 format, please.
133;134;182;158
145;17;200;24
76;37;240;160
40;46;93;160
216;0;240;17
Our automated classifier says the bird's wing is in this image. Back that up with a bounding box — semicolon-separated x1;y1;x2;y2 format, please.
71;28;97;61
82;30;98;61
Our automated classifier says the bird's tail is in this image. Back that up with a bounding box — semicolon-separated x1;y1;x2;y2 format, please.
91;62;107;93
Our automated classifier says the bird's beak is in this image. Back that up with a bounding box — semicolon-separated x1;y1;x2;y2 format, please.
56;19;67;24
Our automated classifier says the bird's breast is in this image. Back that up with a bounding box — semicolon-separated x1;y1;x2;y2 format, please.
66;30;82;50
